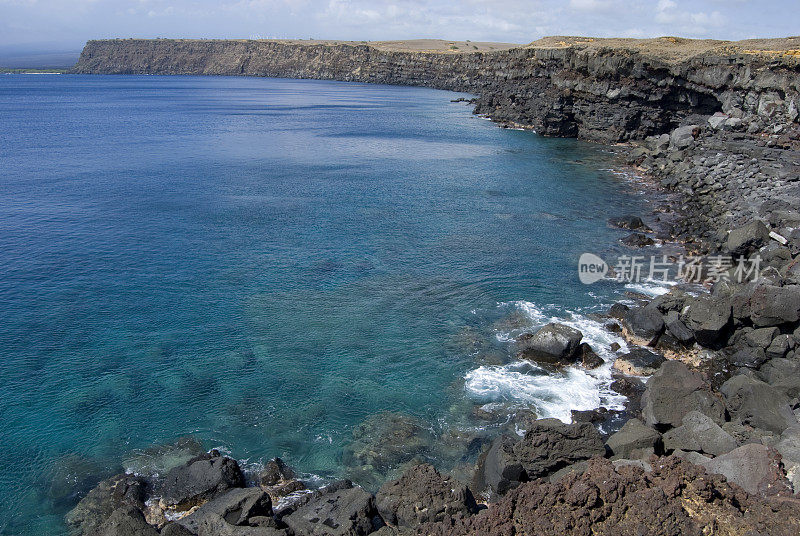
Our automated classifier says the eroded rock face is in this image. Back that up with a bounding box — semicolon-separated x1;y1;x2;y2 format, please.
376;464;478;527
72;37;799;148
419;457;800;536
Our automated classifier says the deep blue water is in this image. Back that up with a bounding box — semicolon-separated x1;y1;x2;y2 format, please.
0;74;651;534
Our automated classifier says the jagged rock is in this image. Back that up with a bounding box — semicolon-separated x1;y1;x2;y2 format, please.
663;310;694;343
662;411;737;456
607;303;629;320
757;358;800;399
281;481;382;536
476;419;604;495
727;345;768;368
682;295;732;348
259;459;295;487
726;221;770;258
178;488;272;533
721;374;797;434
673;449;712;465
515;323;583;365
160;524;195;536
159;451;245;510
776;427;800;493
641;361;725;429
700;444;792;496
745;326;779;349
766;334;792;359
605;418;661;459
65;474;148;536
623;305;664;345
376;464;478;527
96;506;158;536
259;459;305;499
749;284;800;327
670;125;700;149
608;215;651;231
578;343;603;369
421;457;800;536
621;233;655;248
613;348;665;376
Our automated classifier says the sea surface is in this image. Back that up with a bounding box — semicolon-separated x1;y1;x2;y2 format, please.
0;74;654;534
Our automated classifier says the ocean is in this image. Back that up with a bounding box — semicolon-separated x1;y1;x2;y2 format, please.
0;74;654;534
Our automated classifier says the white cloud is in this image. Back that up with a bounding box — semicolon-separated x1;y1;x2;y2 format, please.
0;0;794;49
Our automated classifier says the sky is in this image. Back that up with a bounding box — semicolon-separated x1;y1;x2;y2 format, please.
0;0;797;52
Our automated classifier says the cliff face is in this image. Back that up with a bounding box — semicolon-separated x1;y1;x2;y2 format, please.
73;37;800;143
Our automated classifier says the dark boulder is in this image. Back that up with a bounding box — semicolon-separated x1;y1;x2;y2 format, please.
516;323;583;365
745;326;779;349
621;233;656;248
608;215;651;231
727;345;768;369
376;464;478;527
259;458;295;487
159;451;245;510
281;481;382;536
608;303;629;320
96;506;158;536
725;221;770;259
701;444;792;496
720;374;797;434
749;284;800;327
160;524;195;536
613;348;665;376
682;295;732;348
766;334;792;360
65;474;148;536
641;361;726;429
178;488;273;534
605;418;661;459
662;411;737;456
757;358;800;399
663;310;694;343
623;306;664;345
578;343;603;369
259;458;304;500
476;419;605;495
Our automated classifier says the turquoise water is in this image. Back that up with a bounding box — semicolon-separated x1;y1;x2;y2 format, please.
0;74;649;534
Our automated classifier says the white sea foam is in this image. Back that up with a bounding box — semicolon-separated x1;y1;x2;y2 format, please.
624;278;677;298
465;301;628;423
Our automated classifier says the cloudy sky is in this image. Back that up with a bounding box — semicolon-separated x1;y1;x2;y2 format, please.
0;0;797;51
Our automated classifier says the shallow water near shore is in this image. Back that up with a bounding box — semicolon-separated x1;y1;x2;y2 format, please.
0;74;654;534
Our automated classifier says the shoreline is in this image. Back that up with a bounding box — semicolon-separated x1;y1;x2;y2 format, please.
43;36;800;534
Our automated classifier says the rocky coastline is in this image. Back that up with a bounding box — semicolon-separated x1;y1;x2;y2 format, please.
65;36;800;535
